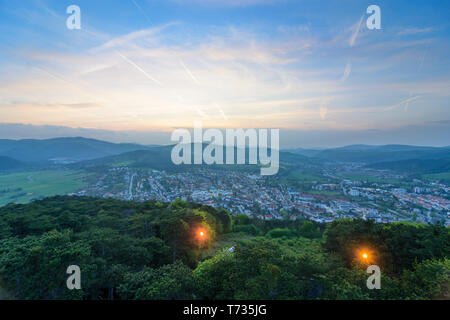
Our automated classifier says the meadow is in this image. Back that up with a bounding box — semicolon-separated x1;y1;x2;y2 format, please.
0;170;88;206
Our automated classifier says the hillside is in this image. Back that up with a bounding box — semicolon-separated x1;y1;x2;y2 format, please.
366;158;450;174
0;156;25;170
71;144;312;172
0;137;151;164
1;138;446;168
312;145;450;164
0;196;447;300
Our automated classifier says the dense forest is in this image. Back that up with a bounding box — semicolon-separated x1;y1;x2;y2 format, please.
0;196;448;300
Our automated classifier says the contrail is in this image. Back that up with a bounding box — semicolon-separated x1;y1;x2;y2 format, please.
349;14;364;47
418;45;429;72
33;66;73;86
131;0;153;25
179;59;201;85
214;103;229;121
116;50;162;85
384;95;421;111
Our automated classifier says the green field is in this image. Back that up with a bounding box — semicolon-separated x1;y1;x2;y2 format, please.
111;160;135;167
283;169;328;183
0;170;89;206
309;190;342;197
422;172;450;184
340;174;406;184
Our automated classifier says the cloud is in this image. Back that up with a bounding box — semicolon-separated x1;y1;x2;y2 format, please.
1;122;448;148
319;106;328;120
397;27;433;36
1;101;99;109
168;0;277;7
341;62;351;81
384;95;421;111
1;17;448;133
92;23;179;52
319;99;332;120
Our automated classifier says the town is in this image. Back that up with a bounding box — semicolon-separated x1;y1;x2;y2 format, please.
71;165;450;227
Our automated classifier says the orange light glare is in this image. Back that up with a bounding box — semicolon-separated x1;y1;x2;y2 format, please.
197;229;206;241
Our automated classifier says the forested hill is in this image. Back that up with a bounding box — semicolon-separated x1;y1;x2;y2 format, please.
365;158;450;174
0;196;448;300
0;156;25;170
0;137;151;164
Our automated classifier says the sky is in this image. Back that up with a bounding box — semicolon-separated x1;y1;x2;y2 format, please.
0;0;449;147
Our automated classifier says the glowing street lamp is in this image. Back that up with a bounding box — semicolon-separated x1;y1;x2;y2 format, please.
358;249;373;264
196;228;207;263
197;229;207;241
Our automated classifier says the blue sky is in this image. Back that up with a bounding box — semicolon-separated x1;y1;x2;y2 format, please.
0;0;449;147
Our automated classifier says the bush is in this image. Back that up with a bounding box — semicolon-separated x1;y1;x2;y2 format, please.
266;228;294;238
236;214;250;225
233;224;261;235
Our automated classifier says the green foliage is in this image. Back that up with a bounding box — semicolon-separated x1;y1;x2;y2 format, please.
299;221;321;238
0;196;448;300
323;219;450;274
236;214;250;225
0;196;231;299
232;224;261;235
266;228;295;239
195;239;332;299
118;261;198;300
400;258;450;299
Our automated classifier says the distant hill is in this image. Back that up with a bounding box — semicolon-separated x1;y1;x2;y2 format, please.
1;137;446;169
72;143;311;172
282;148;323;157
72;146;178;171
0;137;152;164
366;158;450;174
311;145;450;164
0;156;25;170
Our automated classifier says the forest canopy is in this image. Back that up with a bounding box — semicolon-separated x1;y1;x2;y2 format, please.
0;196;448;300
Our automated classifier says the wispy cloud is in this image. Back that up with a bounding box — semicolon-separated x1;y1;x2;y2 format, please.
341;61;351;81
1;6;448;133
168;0;277;7
92;23;179;52
384;95;421;111
397;27;433;36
